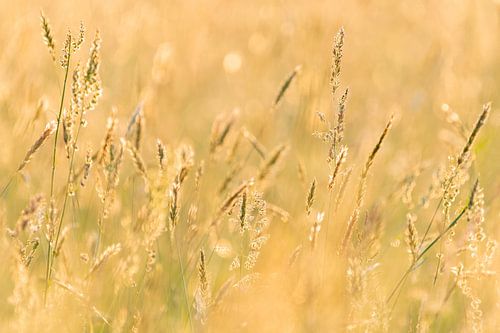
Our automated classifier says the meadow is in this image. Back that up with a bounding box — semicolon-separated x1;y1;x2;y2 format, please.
0;1;500;332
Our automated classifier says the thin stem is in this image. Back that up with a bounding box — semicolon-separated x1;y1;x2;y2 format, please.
321;190;334;284
0;174;14;198
94;221;103;261
49;36;72;198
239;233;244;279
53;111;85;258
418;197;443;253
45;36;72;303
387;205;468;304
175;231;194;332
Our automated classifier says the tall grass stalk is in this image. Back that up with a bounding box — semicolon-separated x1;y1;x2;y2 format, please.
45;35;72;302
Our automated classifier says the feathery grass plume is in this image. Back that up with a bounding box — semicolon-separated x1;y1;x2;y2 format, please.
98;108;118;165
405;213;419;264
60;30;72;69
452;264;484;333
245;234;270;270
274;65;301;107
167;145;195;232
106;141;124;190
125;103;143;136
167;147;194;232
125;103;145;152
63;64;81;157
239;190;247;232
361;115;394;181
45;198;57;243
466;181;491;271
340;115;393;253
242;128;267;159
17;120;56;172
357;205;384;258
330;27;345;96
441;157;468;224
63;63;84;158
439;103;491;224
16;194;45;235
211;180;252;227
313;112;334;149
225;190;271;271
232;190;270;272
80;148;93;187
195;249;211;323
156;139;166;171
87;243;122;277
84;30;102;86
457;102;491;166
328;146;347;190
125;139;148;181
20;238;40;267
388;183;479;304
47;24;74;212
96;131;124;219
209;111;236;156
306;178;316;216
233;273;262;292
62;108;73;159
83;30;102;112
334;88;348;146
40;12;56;61
72;21;85;51
176;144;195;185
450;180;495;333
134;112;143;150
168;178;180;233
314;94;348;164
257;143;288;181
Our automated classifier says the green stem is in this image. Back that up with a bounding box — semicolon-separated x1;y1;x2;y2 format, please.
49;38;72;198
175;232;194;332
387;205;468;304
45;37;72;303
51;108;87;283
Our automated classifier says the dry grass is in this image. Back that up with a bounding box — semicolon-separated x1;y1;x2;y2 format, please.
1;1;500;332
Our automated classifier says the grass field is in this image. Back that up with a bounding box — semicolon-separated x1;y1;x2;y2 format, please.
1;1;500;332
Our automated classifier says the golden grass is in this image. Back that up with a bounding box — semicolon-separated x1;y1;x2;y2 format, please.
1;1;500;332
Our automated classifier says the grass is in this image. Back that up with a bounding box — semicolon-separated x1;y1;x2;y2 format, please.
0;2;499;332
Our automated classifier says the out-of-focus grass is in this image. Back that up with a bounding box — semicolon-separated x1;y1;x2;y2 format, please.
0;0;499;332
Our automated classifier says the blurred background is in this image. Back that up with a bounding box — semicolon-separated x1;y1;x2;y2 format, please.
1;0;500;331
